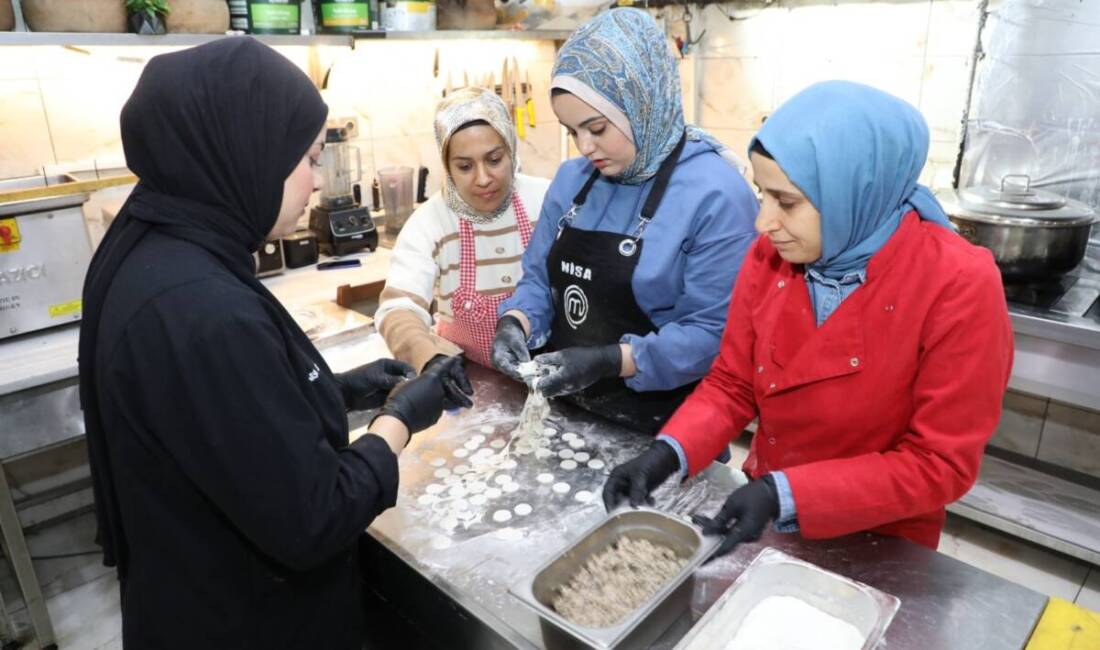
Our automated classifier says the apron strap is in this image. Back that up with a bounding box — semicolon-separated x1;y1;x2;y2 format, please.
640;134;688;221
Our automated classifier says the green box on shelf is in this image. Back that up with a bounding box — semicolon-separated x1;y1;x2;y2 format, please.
318;0;370;32
247;0;300;34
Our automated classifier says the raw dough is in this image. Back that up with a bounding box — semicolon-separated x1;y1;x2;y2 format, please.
573;452;591;463
552;537;686;628
453;464;471;474
425;483;445;495
587;459;606;470
560;460;578;471
467;481;488;494
464;440;480;450
429;458;447;467
417;494;438;506
448;485;468;498
502;482;520;493
470;434;485;444
490;439;507;449
433;468;452;479
569;438;585;450
469;494;488;506
535;449;554;459
485;487;502;499
494;474;513;486
561;432;577;442
536;473;555;484
552;482;571;494
558;449;575;459
516;362;551;434
514;503;533;516
479;425;494;434
722;596;865;650
453;448;470;458
492;509;513;523
543;426;557;437
500;459;518;470
574;490;594;503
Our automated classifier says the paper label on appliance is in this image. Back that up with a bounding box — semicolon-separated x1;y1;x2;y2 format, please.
48;299;82;319
0;218;21;253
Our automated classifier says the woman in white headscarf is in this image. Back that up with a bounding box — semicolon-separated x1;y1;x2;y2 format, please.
375;87;551;383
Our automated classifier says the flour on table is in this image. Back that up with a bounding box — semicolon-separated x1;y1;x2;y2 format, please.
722;596;865;650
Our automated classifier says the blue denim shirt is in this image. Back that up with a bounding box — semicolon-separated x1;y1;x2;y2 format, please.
805;267;867;327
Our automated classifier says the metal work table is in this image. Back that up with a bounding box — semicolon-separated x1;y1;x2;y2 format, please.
359;365;1048;650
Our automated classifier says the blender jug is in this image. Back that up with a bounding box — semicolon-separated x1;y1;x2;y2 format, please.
319;127;362;209
378;166;415;235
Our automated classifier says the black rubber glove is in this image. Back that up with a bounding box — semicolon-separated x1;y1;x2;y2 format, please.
490;315;530;381
692;475;779;562
374;355;467;435
602;440;681;511
336;358;415;411
533;344;621;398
422;354;474;410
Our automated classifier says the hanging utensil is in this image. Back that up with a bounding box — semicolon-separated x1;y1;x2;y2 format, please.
513;57;526;140
525;69;536;127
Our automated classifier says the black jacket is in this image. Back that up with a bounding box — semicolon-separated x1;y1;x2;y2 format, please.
94;229;397;648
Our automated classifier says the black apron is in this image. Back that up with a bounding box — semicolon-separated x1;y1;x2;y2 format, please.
546;135;695;435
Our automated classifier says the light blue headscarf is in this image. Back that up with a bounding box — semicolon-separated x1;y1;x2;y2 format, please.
751;81;954;279
553;9;740;185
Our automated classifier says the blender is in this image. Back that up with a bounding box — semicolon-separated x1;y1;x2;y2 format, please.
308;126;378;256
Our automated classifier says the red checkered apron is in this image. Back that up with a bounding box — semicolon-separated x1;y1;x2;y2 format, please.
436;192;533;368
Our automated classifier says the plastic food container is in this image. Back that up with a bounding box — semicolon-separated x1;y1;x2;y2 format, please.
674;547;901;650
510;508;719;650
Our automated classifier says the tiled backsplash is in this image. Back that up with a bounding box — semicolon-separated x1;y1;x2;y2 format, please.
692;0;982;189
991;389;1100;482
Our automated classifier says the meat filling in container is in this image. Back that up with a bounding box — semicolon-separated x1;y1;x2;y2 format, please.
675;547;901;650
510;508;719;650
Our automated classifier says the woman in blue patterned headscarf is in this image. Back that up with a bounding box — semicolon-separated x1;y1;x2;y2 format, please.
491;8;760;435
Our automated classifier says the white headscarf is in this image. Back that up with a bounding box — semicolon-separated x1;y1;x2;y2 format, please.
434;87;519;224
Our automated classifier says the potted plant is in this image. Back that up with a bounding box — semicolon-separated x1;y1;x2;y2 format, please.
126;0;170;34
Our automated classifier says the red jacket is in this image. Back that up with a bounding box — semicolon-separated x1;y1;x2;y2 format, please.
664;213;1013;548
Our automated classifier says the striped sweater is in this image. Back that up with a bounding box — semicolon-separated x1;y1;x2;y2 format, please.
375;173;551;370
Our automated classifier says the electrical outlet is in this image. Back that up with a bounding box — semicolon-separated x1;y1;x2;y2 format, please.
332;116;360;138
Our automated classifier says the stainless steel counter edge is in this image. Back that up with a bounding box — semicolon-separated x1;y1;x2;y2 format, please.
1010;308;1100;351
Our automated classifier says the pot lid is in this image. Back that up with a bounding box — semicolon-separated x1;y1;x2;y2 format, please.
958;185;1066;212
946;175;1098;224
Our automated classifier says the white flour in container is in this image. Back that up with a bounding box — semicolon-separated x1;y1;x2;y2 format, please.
723;596;864;650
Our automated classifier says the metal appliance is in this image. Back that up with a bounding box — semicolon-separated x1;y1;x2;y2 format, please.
0;174;92;340
253;239;285;277
308;126;378;256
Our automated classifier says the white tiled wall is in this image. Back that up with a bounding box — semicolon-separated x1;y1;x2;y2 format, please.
0;40;562;190
691;0;982;189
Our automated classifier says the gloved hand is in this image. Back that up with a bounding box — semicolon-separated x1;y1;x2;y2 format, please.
692;475;779;562
533;344;621;398
490;315;530;381
602;440;681;511
336;358;415;411
422;354;474;410
374;355;468;435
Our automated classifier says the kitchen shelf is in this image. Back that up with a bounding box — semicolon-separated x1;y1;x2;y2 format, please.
0;29;572;48
359;29;573;41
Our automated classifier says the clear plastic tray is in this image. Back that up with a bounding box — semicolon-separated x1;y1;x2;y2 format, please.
675;547;901;650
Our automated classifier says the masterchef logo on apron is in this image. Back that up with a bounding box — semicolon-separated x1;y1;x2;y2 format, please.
563;284;588;329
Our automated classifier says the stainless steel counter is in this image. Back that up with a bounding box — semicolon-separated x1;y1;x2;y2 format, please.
360;365;1048;649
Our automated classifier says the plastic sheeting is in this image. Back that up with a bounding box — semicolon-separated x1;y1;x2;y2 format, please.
960;0;1100;211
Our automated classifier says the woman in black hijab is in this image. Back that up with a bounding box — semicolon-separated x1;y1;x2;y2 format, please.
78;37;470;649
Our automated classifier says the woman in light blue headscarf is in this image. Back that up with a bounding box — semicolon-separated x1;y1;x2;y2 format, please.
490;8;759;435
606;81;1013;559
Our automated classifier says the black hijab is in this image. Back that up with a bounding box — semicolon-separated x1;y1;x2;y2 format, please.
79;37;328;573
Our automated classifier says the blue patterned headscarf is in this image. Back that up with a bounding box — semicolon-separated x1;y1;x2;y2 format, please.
552;9;739;185
751;81;954;279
